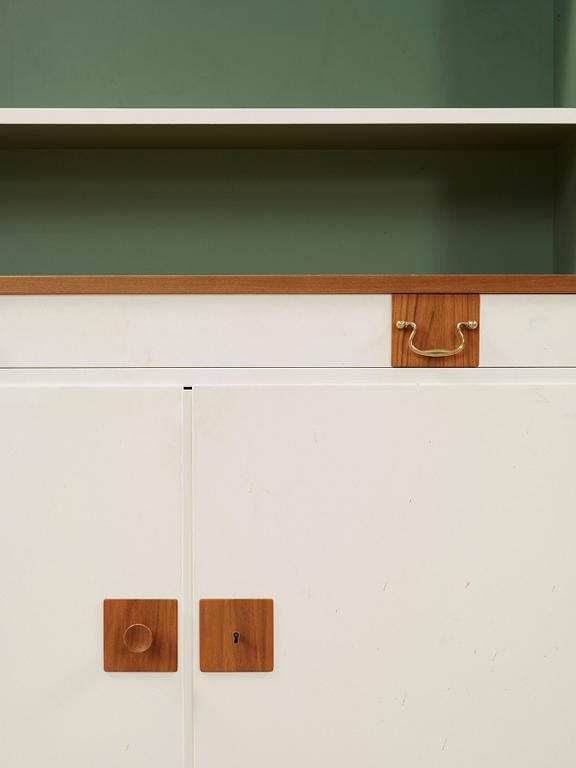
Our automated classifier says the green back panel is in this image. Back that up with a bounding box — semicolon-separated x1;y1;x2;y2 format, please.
0;2;559;275
555;0;576;273
555;137;576;272
0;149;554;274
555;0;576;104
0;0;553;108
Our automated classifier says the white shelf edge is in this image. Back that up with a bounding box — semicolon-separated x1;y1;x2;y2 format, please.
1;107;576;126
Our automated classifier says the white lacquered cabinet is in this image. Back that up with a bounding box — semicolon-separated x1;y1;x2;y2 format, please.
0;387;185;767
0;282;575;767
192;382;576;768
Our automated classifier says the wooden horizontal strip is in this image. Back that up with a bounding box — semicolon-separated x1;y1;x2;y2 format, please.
0;275;576;294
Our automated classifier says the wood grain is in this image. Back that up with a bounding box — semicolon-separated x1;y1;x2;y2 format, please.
200;599;274;672
0;275;575;294
392;294;480;367
123;623;154;653
103;599;177;672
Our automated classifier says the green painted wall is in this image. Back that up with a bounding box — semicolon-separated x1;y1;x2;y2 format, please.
0;2;562;274
555;137;576;272
0;1;554;108
555;0;576;105
0;149;554;274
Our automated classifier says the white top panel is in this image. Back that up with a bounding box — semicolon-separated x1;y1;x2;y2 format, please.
2;107;576;125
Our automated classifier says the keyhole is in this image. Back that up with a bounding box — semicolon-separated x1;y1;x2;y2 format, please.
232;631;240;645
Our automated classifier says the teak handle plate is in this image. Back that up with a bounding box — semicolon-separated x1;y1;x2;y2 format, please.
103;599;178;672
392;293;480;367
199;599;274;672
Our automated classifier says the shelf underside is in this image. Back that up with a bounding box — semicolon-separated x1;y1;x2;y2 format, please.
1;123;576;150
1;109;576;149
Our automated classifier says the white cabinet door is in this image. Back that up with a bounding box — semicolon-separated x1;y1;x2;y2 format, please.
0;387;184;768
193;383;576;768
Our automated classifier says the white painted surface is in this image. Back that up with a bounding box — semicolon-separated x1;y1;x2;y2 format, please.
3;366;576;387
0;295;390;369
480;295;576;366
193;383;576;768
2;372;576;766
2;107;576;125
0;387;186;767
2;294;576;369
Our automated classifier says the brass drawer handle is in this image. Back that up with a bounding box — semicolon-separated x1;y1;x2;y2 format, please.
396;320;478;358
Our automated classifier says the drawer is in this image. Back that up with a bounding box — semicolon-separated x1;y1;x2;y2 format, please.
0;294;574;369
480;295;576;367
392;294;576;368
0;295;390;368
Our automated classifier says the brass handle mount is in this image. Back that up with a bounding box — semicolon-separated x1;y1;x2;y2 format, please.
123;623;154;653
396;320;478;358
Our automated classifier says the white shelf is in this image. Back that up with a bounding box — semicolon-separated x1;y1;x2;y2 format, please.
1;108;576;148
3;107;576;124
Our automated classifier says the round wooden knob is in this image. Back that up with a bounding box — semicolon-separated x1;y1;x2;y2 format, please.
123;623;154;653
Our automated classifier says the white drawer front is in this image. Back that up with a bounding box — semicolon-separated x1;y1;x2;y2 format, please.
480;295;576;367
1;293;575;368
0;295;390;368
